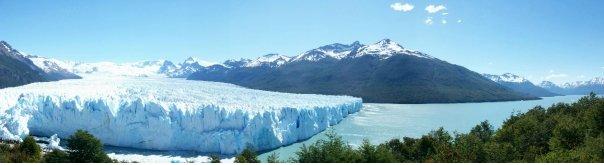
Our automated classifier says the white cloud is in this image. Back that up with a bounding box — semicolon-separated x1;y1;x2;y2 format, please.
441;19;447;24
545;73;568;80
425;5;446;13
457;19;462;23
391;2;414;12
425;17;434;25
578;75;586;78
442;12;449;16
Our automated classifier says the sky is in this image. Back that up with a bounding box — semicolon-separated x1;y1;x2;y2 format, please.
1;0;603;84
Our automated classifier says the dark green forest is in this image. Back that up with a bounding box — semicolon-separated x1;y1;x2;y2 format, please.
0;130;114;163
237;94;603;163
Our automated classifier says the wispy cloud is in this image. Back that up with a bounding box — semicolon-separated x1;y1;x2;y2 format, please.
442;12;449;16
390;2;414;12
425;5;446;13
425;17;434;25
457;19;462;23
441;19;447;24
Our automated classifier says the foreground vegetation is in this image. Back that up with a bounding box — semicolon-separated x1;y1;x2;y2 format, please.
237;93;603;163
0;130;113;163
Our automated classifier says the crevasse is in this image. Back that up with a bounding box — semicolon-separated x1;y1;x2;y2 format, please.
0;77;362;155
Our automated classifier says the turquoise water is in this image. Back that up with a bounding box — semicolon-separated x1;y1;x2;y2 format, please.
257;95;587;161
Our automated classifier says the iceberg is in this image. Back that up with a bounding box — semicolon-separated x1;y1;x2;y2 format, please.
0;77;362;155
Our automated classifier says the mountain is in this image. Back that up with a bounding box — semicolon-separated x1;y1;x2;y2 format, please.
28;57;216;78
291;41;362;62
483;73;560;97
26;55;82;80
538;81;567;94
541;77;604;95
189;39;536;103
0;41;81;88
167;57;217;78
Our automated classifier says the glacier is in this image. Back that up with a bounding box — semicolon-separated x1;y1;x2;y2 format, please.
0;77;362;155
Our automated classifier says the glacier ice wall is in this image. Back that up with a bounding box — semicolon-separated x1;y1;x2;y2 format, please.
0;77;362;155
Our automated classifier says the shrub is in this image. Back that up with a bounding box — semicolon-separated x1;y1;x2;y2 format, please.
44;149;70;163
210;154;221;163
66;130;112;163
234;147;259;163
266;152;280;163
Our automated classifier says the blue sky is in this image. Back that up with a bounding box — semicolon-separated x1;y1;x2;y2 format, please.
1;0;603;84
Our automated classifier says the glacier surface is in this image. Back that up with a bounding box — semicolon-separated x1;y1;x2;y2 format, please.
0;77;362;154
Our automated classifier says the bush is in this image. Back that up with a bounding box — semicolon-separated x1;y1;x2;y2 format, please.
44;149;70;163
295;130;360;163
209;154;221;163
66;130;112;163
234;147;259;163
20;136;42;162
266;152;280;163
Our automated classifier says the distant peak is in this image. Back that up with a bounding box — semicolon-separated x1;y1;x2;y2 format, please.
377;38;393;44
184;57;198;64
0;40;14;52
262;53;281;57
484;73;528;83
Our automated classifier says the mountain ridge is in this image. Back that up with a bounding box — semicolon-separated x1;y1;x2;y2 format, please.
540;77;604;95
483;73;560;97
189;39;536;103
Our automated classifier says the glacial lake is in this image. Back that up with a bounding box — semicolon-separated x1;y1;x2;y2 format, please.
104;95;588;162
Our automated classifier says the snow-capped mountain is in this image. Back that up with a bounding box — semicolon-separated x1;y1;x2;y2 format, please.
166;57;216;78
483;73;529;83
19;56;216;78
26;55;82;80
353;39;433;59
221;39;434;68
483;73;559;97
562;77;604;88
0;41;81;88
539;77;604;95
291;41;362;62
69;60;166;77
539;81;559;89
245;53;292;67
0;41;46;73
190;39;534;103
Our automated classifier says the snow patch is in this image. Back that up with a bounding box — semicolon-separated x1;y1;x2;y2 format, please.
483;73;529;83
354;39;433;59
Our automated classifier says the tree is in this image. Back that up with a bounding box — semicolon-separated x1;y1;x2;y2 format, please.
0;143;13;162
209;154;221;163
470;120;493;143
295;130;360;163
266;152;280;163
19;136;42;162
43;149;70;163
235;147;259;163
66;130;112;163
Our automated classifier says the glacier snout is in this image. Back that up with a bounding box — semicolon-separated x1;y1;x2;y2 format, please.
0;77;362;155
